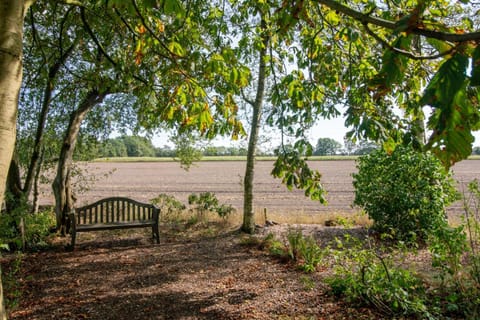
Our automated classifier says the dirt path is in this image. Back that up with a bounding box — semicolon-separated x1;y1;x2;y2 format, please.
5;226;379;320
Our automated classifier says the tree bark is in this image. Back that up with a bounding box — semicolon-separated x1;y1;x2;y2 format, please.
32;147;44;214
5;152;24;213
241;18;269;234
52;90;106;234
0;1;33;318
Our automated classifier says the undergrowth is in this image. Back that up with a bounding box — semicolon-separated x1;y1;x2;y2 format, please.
249;180;480;320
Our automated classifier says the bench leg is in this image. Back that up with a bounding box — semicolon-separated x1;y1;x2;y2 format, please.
71;231;76;248
152;225;160;244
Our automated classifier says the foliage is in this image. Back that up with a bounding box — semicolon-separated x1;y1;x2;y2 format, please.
327;236;432;318
314;138;342;156
427;180;480;318
171;133;203;171
150;193;186;222
286;230;325;273
119;136;155;157
272;146;327;204
352;141;379;156
100;138;128;158
353;145;458;243
202;145;248;157
0;196;55;251
188;192;235;219
258;233;287;258
257;230;325;273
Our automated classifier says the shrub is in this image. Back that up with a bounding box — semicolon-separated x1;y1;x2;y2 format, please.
0;201;55;251
150;193;186;222
353;145;458;243
188;192;235;220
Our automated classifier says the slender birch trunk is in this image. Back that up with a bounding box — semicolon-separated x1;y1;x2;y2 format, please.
241;18;269;234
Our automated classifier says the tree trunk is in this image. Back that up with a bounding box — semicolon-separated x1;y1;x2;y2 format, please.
52;90;106;234
32;147;44;214
23;41;77;198
0;1;32;318
5;153;24;213
241;19;269;234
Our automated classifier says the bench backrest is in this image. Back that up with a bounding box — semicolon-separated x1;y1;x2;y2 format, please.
74;197;159;225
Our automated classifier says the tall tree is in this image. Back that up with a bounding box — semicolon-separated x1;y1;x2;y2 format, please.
0;2;34;319
314;138;342;156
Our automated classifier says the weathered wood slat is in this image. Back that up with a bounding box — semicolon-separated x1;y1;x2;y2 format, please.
67;197;160;249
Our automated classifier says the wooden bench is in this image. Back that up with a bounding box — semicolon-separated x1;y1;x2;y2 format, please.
68;197;160;248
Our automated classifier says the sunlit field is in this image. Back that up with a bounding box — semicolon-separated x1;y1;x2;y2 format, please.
39;159;480;225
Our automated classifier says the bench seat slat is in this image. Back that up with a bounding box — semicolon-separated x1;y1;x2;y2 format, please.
76;221;155;232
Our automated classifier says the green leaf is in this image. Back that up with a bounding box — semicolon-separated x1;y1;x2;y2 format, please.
168;41;186;57
471;45;480;86
426;38;453;54
421;53;468;108
370;36;412;94
163;0;185;17
423;53;475;167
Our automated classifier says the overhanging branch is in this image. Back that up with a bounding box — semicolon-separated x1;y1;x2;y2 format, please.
315;0;480;43
363;23;458;60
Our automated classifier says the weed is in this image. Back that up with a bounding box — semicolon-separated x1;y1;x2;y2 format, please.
188;192;235;220
426;179;480;318
150;193;186;223
326;236;432;318
299;275;316;290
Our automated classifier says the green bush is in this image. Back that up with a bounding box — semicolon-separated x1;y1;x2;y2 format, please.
0;202;56;251
353;145;458;243
254;231;325;272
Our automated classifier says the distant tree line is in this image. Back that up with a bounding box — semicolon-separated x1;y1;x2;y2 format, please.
93;135;480;159
96;135;250;158
313;138;379;156
95;135;390;158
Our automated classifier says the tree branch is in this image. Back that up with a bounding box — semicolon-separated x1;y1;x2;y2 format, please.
131;0;177;60
363;23;458;60
315;0;480;43
80;6;149;86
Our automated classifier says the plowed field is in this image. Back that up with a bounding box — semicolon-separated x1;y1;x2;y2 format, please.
39;160;480;220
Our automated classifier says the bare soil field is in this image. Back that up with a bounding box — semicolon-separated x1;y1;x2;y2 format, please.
39;159;480;221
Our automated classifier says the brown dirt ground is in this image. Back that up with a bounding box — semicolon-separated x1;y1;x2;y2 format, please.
3;223;384;320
